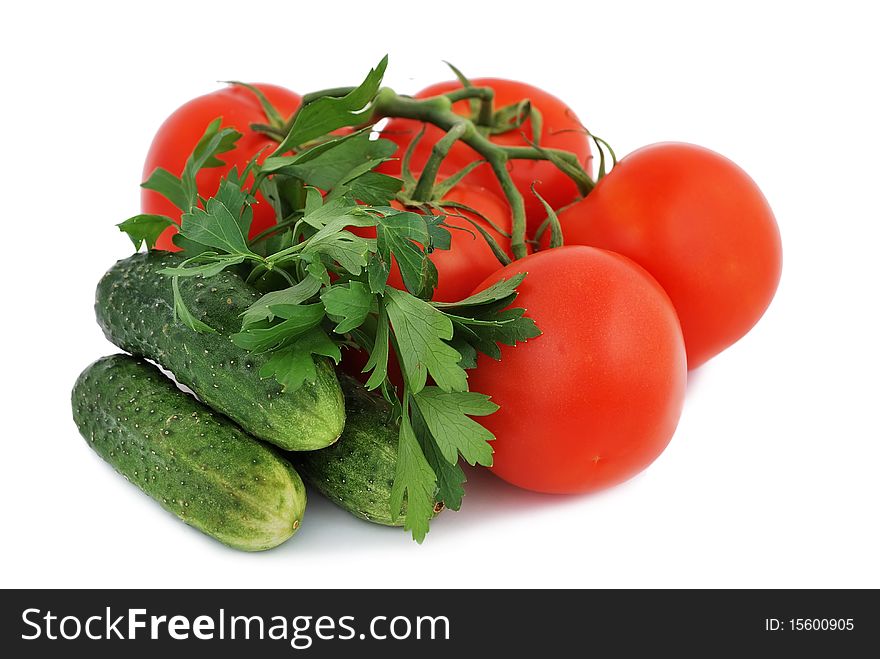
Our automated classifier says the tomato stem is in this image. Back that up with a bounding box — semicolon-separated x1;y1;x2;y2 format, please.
443;86;495;125
412;122;469;202
373;88;593;259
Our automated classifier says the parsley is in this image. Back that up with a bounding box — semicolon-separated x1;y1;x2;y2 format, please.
116;58;540;541
384;289;468;394
274;56;389;152
116;214;174;251
390;411;438;543
411;388;497;467
259;328;342;392
322;282;375;334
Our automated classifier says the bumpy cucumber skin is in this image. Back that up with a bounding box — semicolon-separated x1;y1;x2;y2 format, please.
72;355;307;551
292;375;431;527
95;252;344;451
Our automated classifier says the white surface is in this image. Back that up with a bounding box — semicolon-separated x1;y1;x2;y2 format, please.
1;0;878;589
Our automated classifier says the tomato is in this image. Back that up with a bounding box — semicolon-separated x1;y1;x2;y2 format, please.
467;246;687;494
351;181;513;303
380;78;591;234
142;83;301;251
550;143;782;369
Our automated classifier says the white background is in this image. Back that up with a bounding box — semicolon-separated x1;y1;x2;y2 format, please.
2;0;878;589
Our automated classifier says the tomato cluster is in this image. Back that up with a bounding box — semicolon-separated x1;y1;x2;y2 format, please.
379;79;592;233
142;75;781;497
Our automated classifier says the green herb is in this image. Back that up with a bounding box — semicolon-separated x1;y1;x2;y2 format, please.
116;58;541;541
322;282;374;334
140;118;242;213
412;388;497;467
390;411;438;542
274;56;388;152
259;328;342;392
383;288;467;394
117;214;174;250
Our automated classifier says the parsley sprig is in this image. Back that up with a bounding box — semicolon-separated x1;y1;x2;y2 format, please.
119;58;541;541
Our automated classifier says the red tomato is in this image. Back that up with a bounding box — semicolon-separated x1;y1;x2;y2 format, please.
351;181;513;302
467;246;687;494
380;79;591;234
550;143;782;369
142;83;301;251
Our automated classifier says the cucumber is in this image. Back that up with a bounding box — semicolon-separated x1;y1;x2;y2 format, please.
71;355;306;551
95;252;344;451
292;375;442;526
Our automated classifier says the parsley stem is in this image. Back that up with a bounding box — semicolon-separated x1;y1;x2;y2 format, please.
248;214;301;246
265;240;307;264
249;122;288;141
275;266;297;286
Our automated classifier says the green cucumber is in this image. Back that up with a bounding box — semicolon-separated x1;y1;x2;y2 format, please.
95;252;344;451
71;355;306;551
292;375;442;526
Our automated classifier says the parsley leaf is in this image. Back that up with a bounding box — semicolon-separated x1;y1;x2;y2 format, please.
412;387;497;466
214;176;254;237
479;308;542;347
180;196;257;257
258;328;341;391
411;403;466;511
259;174;306;222
342;171;403;206
159;254;246;278
275;56;388;151
231;303;325;352
448;336;479;370
304;230;371;275
141;168;189;212
389;412;437;544
298;201;375;239
383;288;467;394
241;277;322;328
376;211;438;298
450;308;542;360
171;277;215;334
423;212;452;251
142;118;242;214
364;304;390;390
181;118;242;205
366;253;390;294
117;214;174;251
431;273;526;310
321;281;374;334
264;131;396;194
